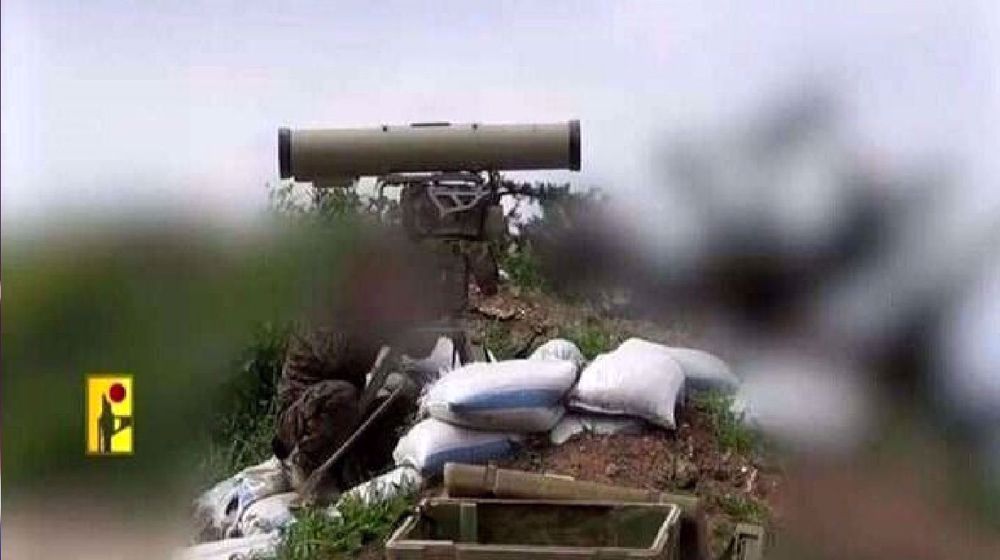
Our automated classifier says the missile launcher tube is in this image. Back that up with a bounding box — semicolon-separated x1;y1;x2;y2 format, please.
279;120;580;183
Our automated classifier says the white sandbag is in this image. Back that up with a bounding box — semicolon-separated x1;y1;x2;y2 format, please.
403;336;460;385
324;465;423;520
614;338;739;393
173;533;279;560
529;338;586;369
664;346;740;393
569;338;685;429
423;359;575;432
393;418;522;476
193;456;290;541
237;491;297;537
340;465;423;505
549;413;645;445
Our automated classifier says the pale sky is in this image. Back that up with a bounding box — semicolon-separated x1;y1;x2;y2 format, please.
3;1;998;230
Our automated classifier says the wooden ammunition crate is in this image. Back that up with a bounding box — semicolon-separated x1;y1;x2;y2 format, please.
386;498;681;560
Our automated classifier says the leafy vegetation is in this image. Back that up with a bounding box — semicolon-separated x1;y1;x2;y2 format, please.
269;181;364;222
267;491;416;560
496;242;548;293
480;319;519;360
557;320;629;360
511;187;611;300
200;181;368;484
715;494;770;523
199;322;290;485
693;391;760;456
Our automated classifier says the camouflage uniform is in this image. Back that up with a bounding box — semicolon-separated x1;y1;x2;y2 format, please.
272;328;381;487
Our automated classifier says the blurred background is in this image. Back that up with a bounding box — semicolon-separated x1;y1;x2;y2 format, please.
3;1;999;558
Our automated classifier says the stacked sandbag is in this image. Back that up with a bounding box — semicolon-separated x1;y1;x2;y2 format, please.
393;417;522;476
529;338;586;369
192;457;290;541
422;359;577;432
237;492;297;537
664;345;740;394
401;336;461;386
326;465;423;520
173;533;280;560
549;412;644;445
569;338;686;429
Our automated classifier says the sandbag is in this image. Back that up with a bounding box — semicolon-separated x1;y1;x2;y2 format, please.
326;465;424;520
237;492;297;537
615;338;739;393
173;533;279;560
423;359;575;432
664;346;740;394
193;457;290;541
549;413;645;445
393;418;521;476
529;338;586;369
569;338;685;429
407;336;460;379
339;465;423;505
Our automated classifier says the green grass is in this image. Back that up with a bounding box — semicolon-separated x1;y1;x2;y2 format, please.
558;321;628;360
200;410;276;486
199;322;290;485
480;317;619;361
267;491;416;560
693;391;760;456
715;494;770;523
497;243;548;293
480;319;519;360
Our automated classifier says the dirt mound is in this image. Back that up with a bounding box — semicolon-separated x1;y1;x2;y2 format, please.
462;284;783;554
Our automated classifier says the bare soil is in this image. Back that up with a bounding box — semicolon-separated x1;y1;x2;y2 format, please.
464;286;785;555
500;404;783;553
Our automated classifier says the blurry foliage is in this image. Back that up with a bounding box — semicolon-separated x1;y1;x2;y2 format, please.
198;182;387;485
503;187;610;300
0;229;341;498
197;184;370;485
0;179;364;504
199;322;291;485
269;181;365;223
496;242;548;293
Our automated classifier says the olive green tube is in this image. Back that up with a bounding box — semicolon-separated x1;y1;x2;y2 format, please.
279;120;580;182
443;463;710;560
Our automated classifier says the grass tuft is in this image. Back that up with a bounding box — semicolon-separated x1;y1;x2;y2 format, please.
199;322;290;485
693;391;760;456
480;319;519;360
498;244;548;293
558;321;628;360
715;494;770;523
268;490;415;560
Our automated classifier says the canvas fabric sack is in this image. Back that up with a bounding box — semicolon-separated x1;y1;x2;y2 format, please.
569;338;685;429
422;359;576;432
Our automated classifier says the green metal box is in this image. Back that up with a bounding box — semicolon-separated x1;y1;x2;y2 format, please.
386;498;681;560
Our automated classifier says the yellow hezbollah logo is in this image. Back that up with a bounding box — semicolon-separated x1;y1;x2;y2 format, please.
86;374;134;455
